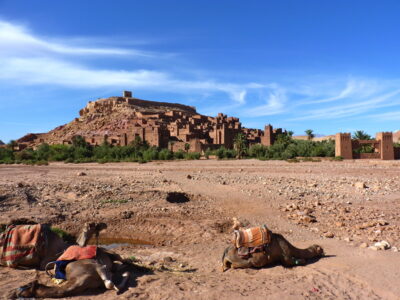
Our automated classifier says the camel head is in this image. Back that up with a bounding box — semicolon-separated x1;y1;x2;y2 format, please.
311;245;325;257
76;222;108;247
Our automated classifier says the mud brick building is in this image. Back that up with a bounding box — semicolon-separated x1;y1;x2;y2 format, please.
16;91;286;152
336;132;400;160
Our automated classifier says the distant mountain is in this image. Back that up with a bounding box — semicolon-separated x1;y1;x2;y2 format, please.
0;140;4;145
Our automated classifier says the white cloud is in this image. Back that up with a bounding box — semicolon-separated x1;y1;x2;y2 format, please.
241;87;287;117
0;20;151;57
289;88;400;121
0;19;267;104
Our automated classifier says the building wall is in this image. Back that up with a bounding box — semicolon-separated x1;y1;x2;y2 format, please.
335;133;353;159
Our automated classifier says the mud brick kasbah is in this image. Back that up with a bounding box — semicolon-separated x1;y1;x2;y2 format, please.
12;90;400;160
14;91;285;152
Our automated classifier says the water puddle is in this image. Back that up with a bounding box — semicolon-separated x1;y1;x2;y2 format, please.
88;237;153;250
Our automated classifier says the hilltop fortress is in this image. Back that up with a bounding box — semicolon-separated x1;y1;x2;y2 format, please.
17;91;285;152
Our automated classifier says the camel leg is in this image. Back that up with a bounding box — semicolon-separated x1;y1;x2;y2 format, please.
117;272;130;292
19;277;91;298
95;264;119;292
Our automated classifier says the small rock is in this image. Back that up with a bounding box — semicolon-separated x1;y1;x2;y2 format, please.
77;172;87;176
374;240;391;250
359;242;368;248
336;222;345;227
121;211;133;219
369;246;379;251
392;247;398;252
355;182;366;189
324;232;334;238
163;256;175;263
186;175;192;179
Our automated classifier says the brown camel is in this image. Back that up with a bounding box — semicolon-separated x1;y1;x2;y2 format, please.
2;222;131;298
0;221;107;269
12;254;131;298
222;232;324;271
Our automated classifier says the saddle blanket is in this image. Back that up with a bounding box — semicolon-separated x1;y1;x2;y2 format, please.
57;245;97;261
0;224;42;267
233;225;271;248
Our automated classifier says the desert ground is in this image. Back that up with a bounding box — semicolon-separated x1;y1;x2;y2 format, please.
1;159;400;299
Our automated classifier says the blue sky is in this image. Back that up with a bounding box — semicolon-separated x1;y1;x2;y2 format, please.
1;0;400;143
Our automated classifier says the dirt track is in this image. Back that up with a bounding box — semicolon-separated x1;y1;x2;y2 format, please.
1;159;400;299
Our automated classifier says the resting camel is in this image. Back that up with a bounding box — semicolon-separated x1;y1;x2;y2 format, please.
1;221;131;298
222;232;324;271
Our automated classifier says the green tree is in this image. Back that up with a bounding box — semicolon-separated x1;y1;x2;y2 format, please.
71;135;89;148
305;129;315;141
234;133;247;159
184;143;190;153
287;130;294;137
7;140;18;151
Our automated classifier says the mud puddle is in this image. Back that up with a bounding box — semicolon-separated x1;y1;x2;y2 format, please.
88;237;153;250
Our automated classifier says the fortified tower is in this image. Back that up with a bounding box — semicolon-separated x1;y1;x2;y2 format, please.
335;133;352;159
261;124;274;146
376;132;394;160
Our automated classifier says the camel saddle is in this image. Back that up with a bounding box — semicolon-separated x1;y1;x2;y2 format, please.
233;225;271;249
0;224;43;267
232;225;271;257
57;245;97;261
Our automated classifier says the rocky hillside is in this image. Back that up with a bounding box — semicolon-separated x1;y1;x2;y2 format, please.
17;94;200;146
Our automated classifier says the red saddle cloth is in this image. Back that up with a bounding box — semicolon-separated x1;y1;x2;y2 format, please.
57;245;97;261
0;224;42;267
233;225;271;248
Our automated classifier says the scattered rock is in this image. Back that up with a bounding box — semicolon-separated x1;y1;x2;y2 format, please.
121;210;133;219
355;182;366;189
373;240;391;250
186;175;192;179
77;172;87;176
324;232;334;238
163;256;175;263
359;243;368;248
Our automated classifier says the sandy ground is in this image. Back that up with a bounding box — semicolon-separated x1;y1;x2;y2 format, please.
1;159;400;299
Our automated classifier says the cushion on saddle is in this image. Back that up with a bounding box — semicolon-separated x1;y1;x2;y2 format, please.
57;245;97;261
0;224;42;267
54;260;74;280
233;225;271;248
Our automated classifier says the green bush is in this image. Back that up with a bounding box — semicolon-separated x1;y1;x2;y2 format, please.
184;152;201;160
158;149;173;160
173;149;185;159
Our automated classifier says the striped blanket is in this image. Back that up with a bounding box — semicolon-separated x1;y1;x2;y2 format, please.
233;225;271;248
0;224;42;267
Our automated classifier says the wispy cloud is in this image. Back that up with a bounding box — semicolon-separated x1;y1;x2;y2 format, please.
1;18;400;128
241;86;287;117
0;20;151;57
0;19;273;105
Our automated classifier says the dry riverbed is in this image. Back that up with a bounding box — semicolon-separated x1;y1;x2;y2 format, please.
1;159;400;299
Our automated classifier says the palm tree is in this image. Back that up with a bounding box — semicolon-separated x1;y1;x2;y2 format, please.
352;130;372;140
234;133;247;159
305;129;315;140
287;130;294;137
